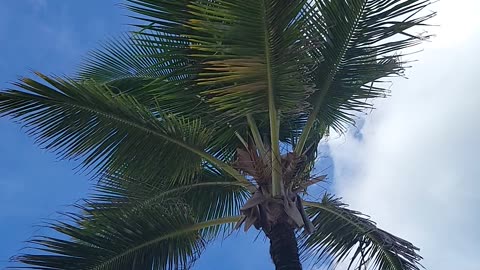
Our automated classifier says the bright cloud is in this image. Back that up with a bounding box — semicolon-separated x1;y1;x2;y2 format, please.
428;0;480;48
328;0;480;269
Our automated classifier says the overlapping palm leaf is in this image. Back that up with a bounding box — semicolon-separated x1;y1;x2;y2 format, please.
0;74;249;185
89;168;250;225
128;0;312;117
15;203;241;270
13;167;248;270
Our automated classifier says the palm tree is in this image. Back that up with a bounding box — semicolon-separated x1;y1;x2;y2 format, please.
0;0;434;269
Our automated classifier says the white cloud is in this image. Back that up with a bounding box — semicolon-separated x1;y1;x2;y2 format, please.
427;0;480;48
328;0;480;269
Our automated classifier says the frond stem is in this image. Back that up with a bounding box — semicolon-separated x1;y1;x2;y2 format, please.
246;114;267;158
235;131;249;149
262;1;283;197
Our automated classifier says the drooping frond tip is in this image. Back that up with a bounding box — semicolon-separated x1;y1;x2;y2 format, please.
302;195;423;270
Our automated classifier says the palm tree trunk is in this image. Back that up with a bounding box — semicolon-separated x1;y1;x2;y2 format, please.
267;222;302;270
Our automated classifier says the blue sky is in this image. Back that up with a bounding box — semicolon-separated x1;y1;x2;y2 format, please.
1;1;479;270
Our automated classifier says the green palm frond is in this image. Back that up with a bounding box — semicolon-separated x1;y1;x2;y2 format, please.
79;34;169;82
89;168;250;225
126;0;315;125
12;168;249;270
184;0;311;116
78;32;251;162
0;73;249;185
78;34;203;114
301;195;421;270
126;0;323;195
296;0;434;153
13;203;241;270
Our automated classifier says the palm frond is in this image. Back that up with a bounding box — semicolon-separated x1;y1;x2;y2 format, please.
89;168;250;225
13;202;241;270
296;0;434;152
127;0;315;121
79;34;170;83
77;33;205;114
78;30;252;162
301;195;422;270
0;73;249;185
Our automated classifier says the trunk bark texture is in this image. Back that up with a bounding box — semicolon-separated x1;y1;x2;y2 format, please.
267;222;302;270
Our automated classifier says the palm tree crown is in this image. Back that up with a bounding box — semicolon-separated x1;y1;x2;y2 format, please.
0;0;434;269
